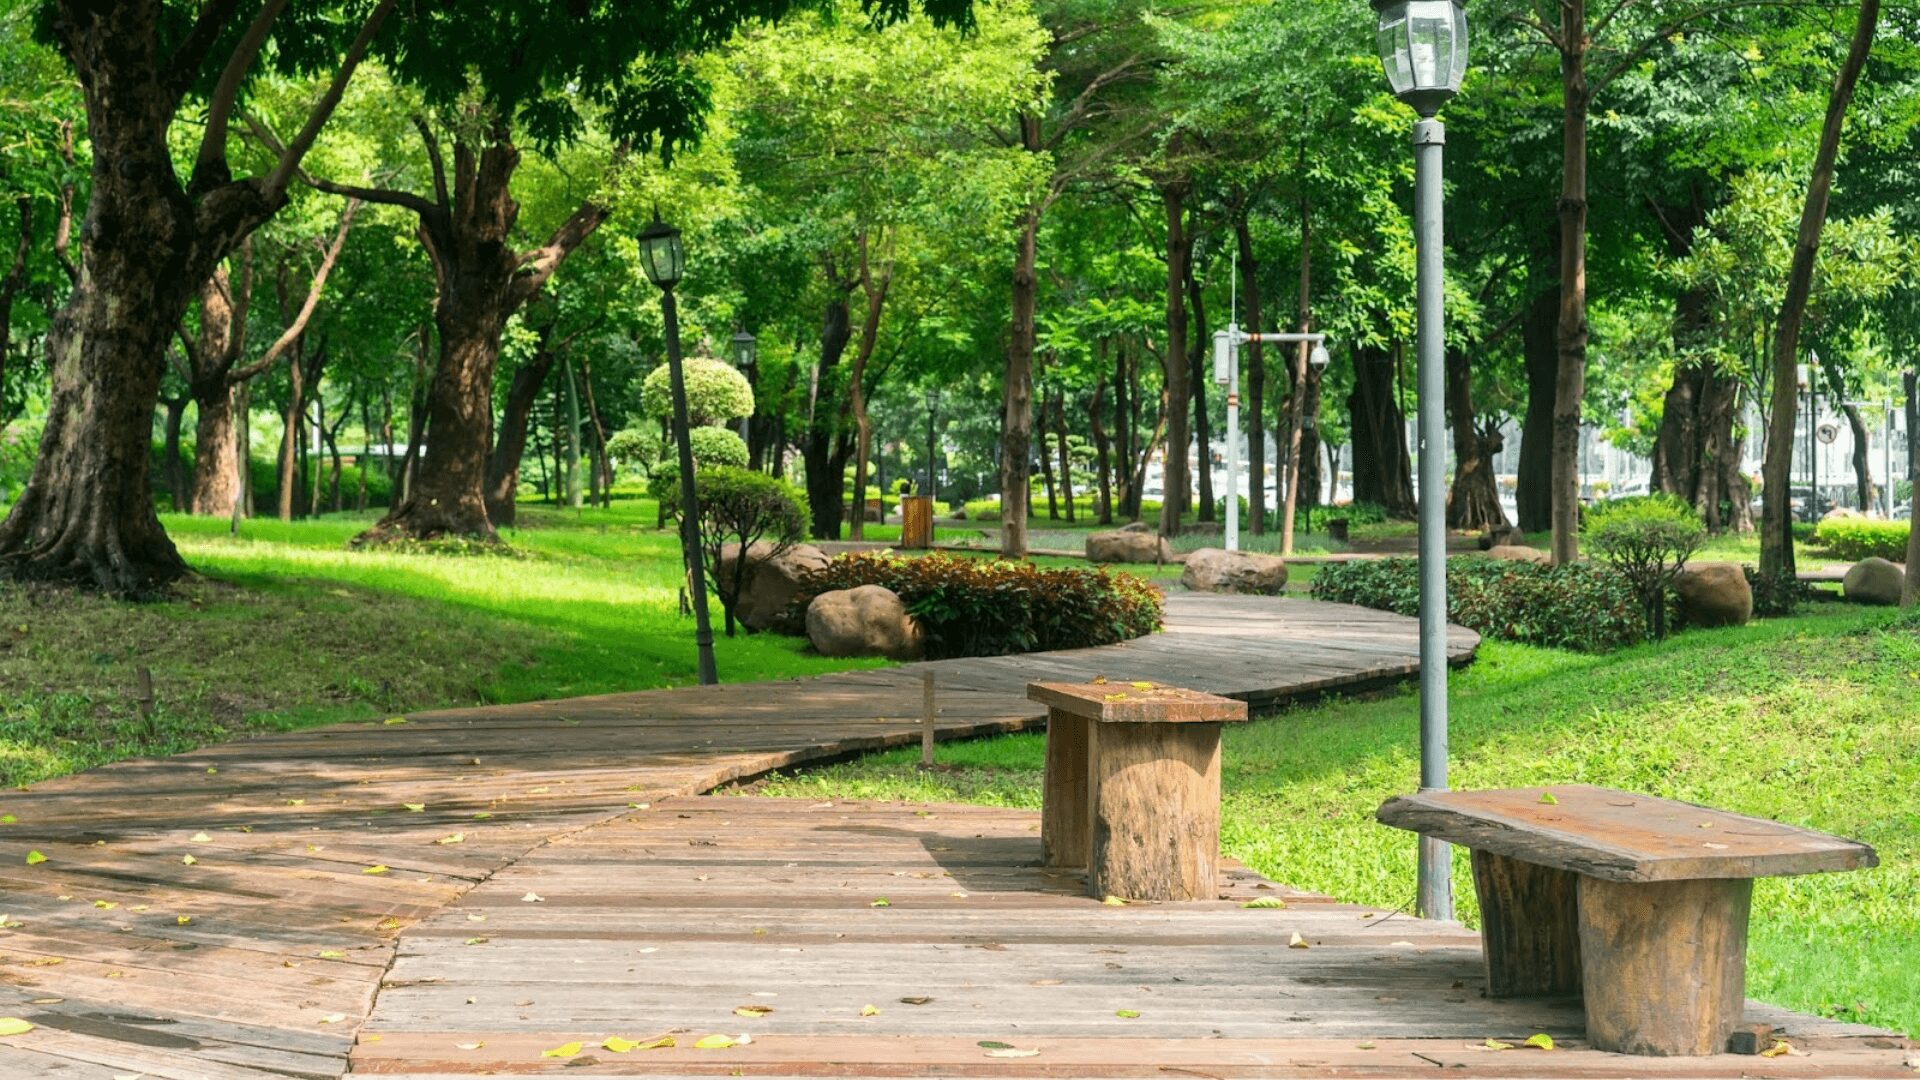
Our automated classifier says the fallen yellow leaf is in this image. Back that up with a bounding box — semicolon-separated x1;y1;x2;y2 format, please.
0;1017;32;1035
1484;1038;1513;1050
190;832;211;843
434;833;465;845
181;854;197;866
403;803;424;812
1102;895;1127;906
1539;792;1559;805
363;865;389;875
694;1034;737;1049
734;1005;774;1017
24;851;44;866
860;1004;881;1016
176;915;192;925
1523;1033;1555;1050
1288;931;1309;949
541;1040;582;1058
602;1035;641;1052
455;1041;484;1050
635;1035;675;1050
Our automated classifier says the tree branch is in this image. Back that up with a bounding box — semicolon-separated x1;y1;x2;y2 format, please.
509;199;613;307
230;199;361;383
262;0;398;202
413;115;450;207
165;0;250;106
191;0;290;194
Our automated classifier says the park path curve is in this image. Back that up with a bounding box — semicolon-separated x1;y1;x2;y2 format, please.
0;595;1474;1078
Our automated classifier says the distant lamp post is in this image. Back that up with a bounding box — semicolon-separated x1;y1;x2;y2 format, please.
730;329;757;444
1374;0;1466;923
639;213;718;686
924;389;940;502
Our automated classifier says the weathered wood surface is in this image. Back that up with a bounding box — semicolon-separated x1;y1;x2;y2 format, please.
1377;785;1878;882
351;797;1910;1078
1039;708;1090;869
1088;720;1223;901
1471;849;1582;999
1578;876;1754;1056
0;595;1476;1076
1027;680;1249;723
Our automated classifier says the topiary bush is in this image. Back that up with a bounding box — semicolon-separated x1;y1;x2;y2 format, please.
1812;516;1911;562
694;466;808;637
782;552;1163;659
640;357;754;427
1582;494;1704;639
1311;557;1645;652
650;428;750;507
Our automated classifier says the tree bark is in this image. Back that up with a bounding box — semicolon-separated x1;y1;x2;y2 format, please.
278;346;304;522
161;395;190;511
1445;346;1509;532
1761;0;1878;580
1904;370;1917;607
1235;216;1267;534
1349;341;1415;518
1160;182;1192;535
1038;387;1058;519
1090;377;1112;524
1281;197;1312;552
484;329;559;526
1003;187;1041;556
804;276;857;539
1056;386;1075;523
1186;255;1213;523
1841;402;1872;512
848;232;891;543
1517;259;1558;532
1549;0;1592;566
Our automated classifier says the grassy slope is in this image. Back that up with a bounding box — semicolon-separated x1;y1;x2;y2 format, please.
754;606;1920;1037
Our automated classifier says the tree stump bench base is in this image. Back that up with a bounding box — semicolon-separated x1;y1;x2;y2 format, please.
1028;681;1248;901
1380;785;1877;1057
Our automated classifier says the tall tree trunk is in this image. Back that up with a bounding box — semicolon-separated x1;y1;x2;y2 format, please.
278;351;304;523
1549;0;1592;565
1090;378;1112;524
1444;347;1508;532
1281;198;1312;551
161;396;190;511
804;287;856;539
1038;387;1058;519
1298;371;1324;512
1348;341;1415;518
1186;256;1213;523
399;325;431;505
1160;182;1192;535
1761;0;1879;580
1057;387;1075;523
1112;345;1132;518
1517;255;1558;532
848;234;891;543
562;354;582;510
1002;191;1041;556
1904;370;1918;607
235;382;253;520
356;395;372;511
580;358;612;508
1235;216;1268;534
484;334;559;526
1842;402;1872;511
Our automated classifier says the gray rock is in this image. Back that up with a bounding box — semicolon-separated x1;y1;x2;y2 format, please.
1673;561;1752;628
1087;528;1173;564
1484;544;1551;564
805;585;925;660
1843;557;1905;606
1118;521;1154;534
719;542;831;632
1180;548;1289;595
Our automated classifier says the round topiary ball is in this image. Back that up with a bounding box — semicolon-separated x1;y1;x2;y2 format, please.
641;357;754;427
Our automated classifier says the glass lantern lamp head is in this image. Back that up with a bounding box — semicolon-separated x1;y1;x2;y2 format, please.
637;212;684;290
1373;0;1468;118
1310;342;1331;373
924;388;938;412
730;329;757;369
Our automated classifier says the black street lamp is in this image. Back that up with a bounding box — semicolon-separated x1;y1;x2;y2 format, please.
639;213;718;686
1373;0;1467;923
924;389;939;502
730;329;757;446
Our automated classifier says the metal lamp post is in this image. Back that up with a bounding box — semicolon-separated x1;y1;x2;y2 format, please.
640;214;718;686
1214;328;1333;552
924;389;939;501
731;329;757;446
1374;0;1467;922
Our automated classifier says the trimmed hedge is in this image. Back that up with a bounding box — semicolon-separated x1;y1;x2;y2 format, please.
783;552;1163;659
1311;556;1645;652
962;496;1163;522
1813;516;1911;562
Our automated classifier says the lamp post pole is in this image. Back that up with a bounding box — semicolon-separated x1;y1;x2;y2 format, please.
663;290;719;685
926;390;939;502
1372;0;1466;923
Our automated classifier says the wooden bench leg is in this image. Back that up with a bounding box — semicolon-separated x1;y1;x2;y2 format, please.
1041;708;1091;868
1089;721;1221;901
1470;850;1582;998
1577;876;1752;1056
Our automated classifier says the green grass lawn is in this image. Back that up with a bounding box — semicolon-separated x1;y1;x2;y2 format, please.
752;604;1920;1038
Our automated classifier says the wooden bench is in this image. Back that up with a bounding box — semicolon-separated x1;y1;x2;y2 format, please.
1027;680;1248;901
1378;785;1878;1057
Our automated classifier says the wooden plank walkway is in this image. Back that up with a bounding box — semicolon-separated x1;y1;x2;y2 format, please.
0;592;1892;1076
353;796;1909;1078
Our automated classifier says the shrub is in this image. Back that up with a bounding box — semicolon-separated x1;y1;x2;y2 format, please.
1582;495;1704;639
783;552;1163;659
649;428;750;506
606;427;662;476
1298;501;1389;533
640;357;754;427
1812;516;1911;562
1311;557;1645;652
1744;566;1817;618
694;467;808;636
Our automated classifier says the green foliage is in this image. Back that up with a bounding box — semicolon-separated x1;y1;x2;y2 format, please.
1312;557;1646;653
784;552;1163;659
649;427;750;504
641;358;755;428
606;427;662;473
695;467;809;634
1744;566;1818;618
1298;502;1391;532
1583;496;1706;639
1812;516;1911;562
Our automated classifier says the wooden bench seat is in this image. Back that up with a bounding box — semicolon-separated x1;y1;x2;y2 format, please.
1379;785;1878;1057
1028;680;1248;901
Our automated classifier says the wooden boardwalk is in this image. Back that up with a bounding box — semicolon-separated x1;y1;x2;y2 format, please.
0;594;1899;1076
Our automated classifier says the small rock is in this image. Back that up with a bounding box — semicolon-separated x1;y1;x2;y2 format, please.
1087;528;1173;564
806;585;925;660
1484;544;1551;564
1842;557;1905;606
1673;561;1752;628
1180;548;1289;595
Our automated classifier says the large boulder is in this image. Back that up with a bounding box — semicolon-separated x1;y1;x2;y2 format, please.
1673;561;1752;628
1485;544;1551;564
806;585;925;660
1180;548;1289;595
719;542;831;632
1087;528;1173;564
1843;557;1905;606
